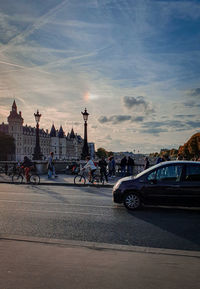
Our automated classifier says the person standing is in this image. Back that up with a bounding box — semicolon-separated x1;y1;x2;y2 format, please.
144;157;150;170
156;156;164;164
47;152;56;179
98;156;108;183
127;156;134;176
108;156;116;177
120;156;127;177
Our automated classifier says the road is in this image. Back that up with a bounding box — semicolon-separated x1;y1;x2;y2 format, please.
0;183;200;251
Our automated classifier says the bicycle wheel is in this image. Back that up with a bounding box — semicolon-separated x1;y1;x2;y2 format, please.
74;175;86;185
30;174;40;185
12;174;23;184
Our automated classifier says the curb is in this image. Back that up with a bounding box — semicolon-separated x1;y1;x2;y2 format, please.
0;181;113;188
1;234;200;258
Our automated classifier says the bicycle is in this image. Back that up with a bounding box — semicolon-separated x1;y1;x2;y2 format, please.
74;168;105;185
12;166;40;185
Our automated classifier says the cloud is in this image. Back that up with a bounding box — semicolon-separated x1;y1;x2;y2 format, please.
123;96;155;114
142;128;168;135
140;118;200;135
175;114;196;118
0;0;70;52
184;101;200;107
188;88;200;97
132;116;144;122
98;115;131;124
186;121;200;128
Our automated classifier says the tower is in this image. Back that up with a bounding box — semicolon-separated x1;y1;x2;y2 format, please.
8;100;24;161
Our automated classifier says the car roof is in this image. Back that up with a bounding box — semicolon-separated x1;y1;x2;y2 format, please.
156;160;200;166
150;160;200;171
135;160;200;178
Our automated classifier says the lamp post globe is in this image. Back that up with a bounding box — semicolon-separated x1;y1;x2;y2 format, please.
33;109;43;160
81;108;89;160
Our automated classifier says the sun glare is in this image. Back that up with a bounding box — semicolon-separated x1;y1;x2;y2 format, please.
84;92;99;101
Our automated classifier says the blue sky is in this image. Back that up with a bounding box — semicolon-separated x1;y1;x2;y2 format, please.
0;0;200;153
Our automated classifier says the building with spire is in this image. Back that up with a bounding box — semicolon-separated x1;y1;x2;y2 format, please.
0;101;85;161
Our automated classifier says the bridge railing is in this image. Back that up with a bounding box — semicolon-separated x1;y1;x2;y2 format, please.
0;160;150;176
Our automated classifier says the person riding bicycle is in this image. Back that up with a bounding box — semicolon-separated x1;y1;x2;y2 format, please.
21;156;33;183
83;156;96;183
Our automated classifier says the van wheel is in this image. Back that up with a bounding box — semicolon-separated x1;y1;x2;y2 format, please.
123;192;141;210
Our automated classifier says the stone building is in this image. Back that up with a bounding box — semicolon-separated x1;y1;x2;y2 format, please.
0;101;86;161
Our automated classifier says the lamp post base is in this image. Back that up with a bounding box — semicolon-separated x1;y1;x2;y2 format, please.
32;147;43;160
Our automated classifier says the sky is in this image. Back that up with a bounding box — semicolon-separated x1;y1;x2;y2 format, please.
0;0;200;153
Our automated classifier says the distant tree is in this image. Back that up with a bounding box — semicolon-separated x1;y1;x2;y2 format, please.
107;151;114;157
0;132;15;160
188;137;198;157
178;133;200;159
96;147;107;159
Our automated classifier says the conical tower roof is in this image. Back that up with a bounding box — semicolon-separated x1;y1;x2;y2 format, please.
8;100;23;123
58;126;64;138
70;128;75;139
12;100;17;111
50;124;56;137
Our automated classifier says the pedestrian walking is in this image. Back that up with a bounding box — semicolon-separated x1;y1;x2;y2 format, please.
98;156;108;183
108;156;116;177
127;156;134;176
120;156;127;177
47;152;57;178
144;157;150;170
156;156;164;164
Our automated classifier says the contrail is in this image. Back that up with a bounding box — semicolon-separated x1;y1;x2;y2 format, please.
0;60;53;75
0;0;69;53
0;60;29;69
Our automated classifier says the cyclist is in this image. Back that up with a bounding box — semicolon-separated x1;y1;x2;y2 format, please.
83;156;96;183
21;156;33;183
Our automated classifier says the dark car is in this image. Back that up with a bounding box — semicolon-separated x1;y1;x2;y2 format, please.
113;161;200;210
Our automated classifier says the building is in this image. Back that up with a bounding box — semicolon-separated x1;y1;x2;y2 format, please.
0;101;87;161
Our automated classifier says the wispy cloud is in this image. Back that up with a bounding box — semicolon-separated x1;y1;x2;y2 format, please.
0;0;200;152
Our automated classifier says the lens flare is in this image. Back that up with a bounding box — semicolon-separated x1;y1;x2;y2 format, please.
84;92;99;101
84;92;90;101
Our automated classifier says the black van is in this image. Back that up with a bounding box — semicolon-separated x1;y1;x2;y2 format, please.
112;161;200;210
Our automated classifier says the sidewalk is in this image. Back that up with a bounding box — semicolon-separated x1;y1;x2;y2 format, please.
0;235;199;289
0;173;120;187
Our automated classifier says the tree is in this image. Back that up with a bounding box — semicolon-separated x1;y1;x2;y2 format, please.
96;147;108;159
107;151;114;157
178;132;200;159
0;132;15;160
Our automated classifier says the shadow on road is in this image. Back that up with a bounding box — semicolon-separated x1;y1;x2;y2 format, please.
126;206;200;250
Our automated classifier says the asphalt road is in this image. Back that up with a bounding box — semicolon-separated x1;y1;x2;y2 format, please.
0;183;200;251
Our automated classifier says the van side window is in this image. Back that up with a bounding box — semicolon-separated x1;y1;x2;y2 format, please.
147;165;183;182
185;164;200;182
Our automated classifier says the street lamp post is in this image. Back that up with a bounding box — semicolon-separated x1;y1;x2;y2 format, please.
81;108;89;160
33;109;43;160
